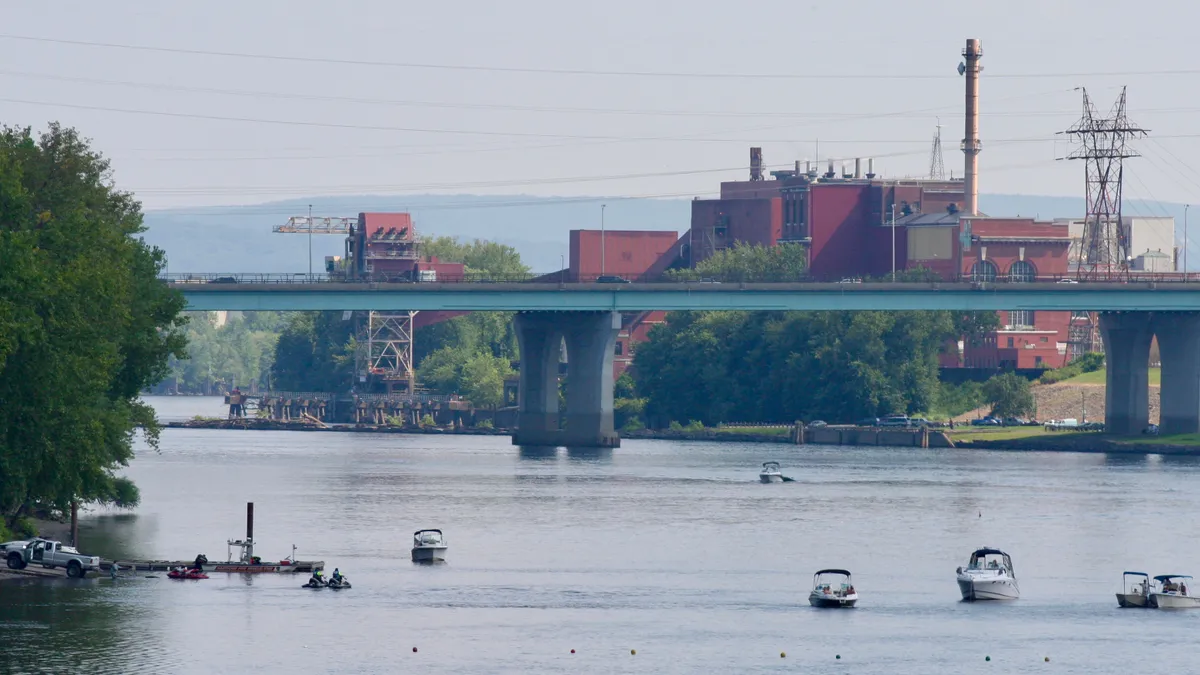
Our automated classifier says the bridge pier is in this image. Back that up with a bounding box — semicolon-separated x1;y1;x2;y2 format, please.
512;311;621;448
1153;313;1200;435
1099;313;1153;435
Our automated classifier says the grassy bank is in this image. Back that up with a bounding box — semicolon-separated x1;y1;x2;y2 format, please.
1059;367;1161;386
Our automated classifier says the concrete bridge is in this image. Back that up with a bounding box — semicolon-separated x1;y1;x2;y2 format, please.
171;279;1200;446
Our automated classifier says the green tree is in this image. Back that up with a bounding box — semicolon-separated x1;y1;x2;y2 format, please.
423;236;530;280
982;373;1036;418
666;242;808;282
0;123;186;527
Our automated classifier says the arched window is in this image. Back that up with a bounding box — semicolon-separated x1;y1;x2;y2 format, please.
1008;260;1037;282
969;260;998;282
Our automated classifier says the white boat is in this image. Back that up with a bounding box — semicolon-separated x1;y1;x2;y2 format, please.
759;462;783;483
1116;571;1154;608
411;529;447;563
956;547;1020;601
809;569;858;608
1150;575;1200;609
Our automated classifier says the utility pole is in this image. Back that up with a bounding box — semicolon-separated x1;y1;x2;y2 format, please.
307;204;313;280
891;203;897;282
600;204;607;277
1185;204;1190;280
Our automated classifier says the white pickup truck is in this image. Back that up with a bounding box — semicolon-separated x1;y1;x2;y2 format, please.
3;538;101;578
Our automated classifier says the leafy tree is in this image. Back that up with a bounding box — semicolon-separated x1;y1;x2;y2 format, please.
982;372;1036;418
423;236;530;280
0;123;186;528
666;242;808;282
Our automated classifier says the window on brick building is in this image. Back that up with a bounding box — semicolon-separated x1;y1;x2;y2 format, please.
1007;337;1014;348
1009;310;1034;329
1008;260;1037;282
969;260;998;282
614;341;623;355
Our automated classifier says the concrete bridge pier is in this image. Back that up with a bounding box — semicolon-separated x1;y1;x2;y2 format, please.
1099;312;1153;435
512;311;621;448
1152;313;1200;435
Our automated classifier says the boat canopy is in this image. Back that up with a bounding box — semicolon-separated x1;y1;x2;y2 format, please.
1154;574;1193;582
971;547;1009;557
1123;571;1149;578
814;569;852;577
762;462;780;470
414;529;443;536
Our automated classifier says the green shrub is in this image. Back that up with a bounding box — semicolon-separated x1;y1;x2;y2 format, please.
684;419;705;432
476;419;494;429
622;417;646;432
420;414;436;427
668;420;685;432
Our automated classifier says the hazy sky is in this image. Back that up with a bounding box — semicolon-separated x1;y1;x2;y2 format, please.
4;1;1199;215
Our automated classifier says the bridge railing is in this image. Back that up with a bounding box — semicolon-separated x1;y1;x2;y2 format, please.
159;272;1200;285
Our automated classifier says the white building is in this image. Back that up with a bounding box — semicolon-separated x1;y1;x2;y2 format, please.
1057;216;1177;272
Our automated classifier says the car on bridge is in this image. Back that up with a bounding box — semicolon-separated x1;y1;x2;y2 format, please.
596;275;631;284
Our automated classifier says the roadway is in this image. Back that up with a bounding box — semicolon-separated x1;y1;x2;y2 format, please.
170;280;1200;312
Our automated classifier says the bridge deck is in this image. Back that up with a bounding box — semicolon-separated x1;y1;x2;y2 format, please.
173;281;1200;312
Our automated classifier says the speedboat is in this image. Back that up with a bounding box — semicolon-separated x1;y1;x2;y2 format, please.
1116;571;1154;608
1150;575;1200;608
956;547;1019;601
809;569;858;608
412;529;447;563
167;567;209;580
759;462;783;483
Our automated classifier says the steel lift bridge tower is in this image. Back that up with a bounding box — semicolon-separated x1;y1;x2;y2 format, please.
273;215;417;395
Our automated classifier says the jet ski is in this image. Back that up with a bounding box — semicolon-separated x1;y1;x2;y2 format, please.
168;567;209;580
327;576;351;590
302;575;327;589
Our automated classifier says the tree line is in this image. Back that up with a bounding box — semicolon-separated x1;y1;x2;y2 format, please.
0;125;186;538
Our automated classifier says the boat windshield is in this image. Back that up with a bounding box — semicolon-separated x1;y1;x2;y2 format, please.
415;531;443;546
762;462;780;472
968;551;1013;573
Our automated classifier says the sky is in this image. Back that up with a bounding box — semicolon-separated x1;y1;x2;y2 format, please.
3;1;1200;215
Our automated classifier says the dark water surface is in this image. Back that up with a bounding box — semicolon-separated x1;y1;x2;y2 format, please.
3;397;1199;674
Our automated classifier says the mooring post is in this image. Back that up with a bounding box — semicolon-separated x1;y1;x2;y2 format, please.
70;502;78;546
246;502;254;541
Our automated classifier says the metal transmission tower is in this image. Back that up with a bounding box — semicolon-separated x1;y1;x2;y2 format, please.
1061;87;1147;279
929;119;946;180
273;215;418;395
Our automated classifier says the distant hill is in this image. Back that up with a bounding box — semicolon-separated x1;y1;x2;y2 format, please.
141;193;1193;274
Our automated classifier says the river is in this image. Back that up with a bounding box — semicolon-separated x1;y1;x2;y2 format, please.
2;396;1199;674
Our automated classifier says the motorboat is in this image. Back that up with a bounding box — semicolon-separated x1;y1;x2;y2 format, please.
412;529;448;563
167;567;209;580
956;547;1019;601
1116;571;1154;608
1150;575;1200;609
808;569;858;608
759;462;783;484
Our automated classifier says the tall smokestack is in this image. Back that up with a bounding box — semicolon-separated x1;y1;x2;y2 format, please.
854;158;862;179
961;38;983;216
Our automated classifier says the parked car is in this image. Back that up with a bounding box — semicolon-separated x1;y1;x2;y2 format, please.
807;420;828;429
855;417;881;427
1001;417;1029;427
210;276;238;284
971;416;1002;426
4;538;101;578
596;275;631;284
879;415;912;428
908;417;932;428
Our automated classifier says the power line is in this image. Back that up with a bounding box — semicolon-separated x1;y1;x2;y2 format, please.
6;34;1200;81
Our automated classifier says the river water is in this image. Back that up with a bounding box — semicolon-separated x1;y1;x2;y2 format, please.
3;396;1200;674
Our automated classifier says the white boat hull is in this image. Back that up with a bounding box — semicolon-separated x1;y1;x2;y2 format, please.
412;546;447;563
1117;592;1151;608
809;592;858;608
1151;593;1200;609
958;575;1019;601
759;474;783;484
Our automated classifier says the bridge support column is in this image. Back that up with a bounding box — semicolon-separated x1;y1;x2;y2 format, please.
1099;312;1153;435
511;311;621;448
561;311;622;448
511;313;563;446
1152;312;1200;435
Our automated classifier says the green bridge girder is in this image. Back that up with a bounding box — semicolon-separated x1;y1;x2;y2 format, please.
173;281;1200;312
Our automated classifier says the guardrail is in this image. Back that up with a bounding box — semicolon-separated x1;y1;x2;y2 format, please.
160;272;1200;285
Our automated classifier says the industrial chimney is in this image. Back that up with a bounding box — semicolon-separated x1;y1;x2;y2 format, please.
854;158;862;179
750;147;764;181
960;38;983;216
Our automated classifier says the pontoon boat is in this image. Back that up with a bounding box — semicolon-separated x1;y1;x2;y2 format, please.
956;547;1019;601
809;569;858;608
